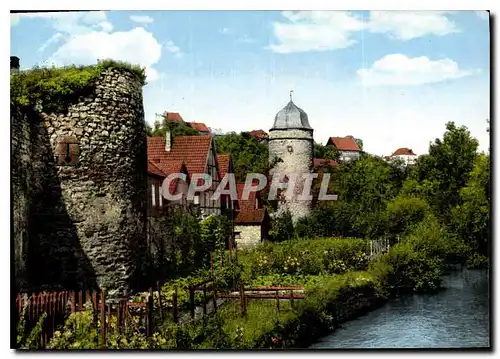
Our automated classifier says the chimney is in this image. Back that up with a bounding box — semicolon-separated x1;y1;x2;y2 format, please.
10;56;20;74
165;130;172;152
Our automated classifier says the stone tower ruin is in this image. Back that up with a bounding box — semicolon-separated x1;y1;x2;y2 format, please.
268;95;314;223
12;63;149;298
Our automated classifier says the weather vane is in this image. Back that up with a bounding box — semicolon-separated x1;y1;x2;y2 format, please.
290;90;294;101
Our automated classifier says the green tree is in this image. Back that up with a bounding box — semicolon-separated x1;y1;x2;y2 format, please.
450;153;490;254
148;116;200;137
330;155;406;237
313;142;340;161
215;131;270;182
403;122;479;222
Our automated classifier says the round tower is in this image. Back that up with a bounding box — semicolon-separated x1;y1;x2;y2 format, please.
268;94;314;222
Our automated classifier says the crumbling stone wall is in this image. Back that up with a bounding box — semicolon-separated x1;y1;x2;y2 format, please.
268;128;313;223
12;67;148;298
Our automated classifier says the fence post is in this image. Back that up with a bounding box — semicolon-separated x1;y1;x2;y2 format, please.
157;280;164;321
173;287;178;324
100;290;106;349
71;292;76;313
239;283;246;317
147;288;153;337
275;290;280;314
202;284;207;316
290;290;294;309
189;286;195;319
213;281;218;314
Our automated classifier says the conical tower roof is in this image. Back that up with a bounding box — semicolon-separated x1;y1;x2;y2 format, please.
271;99;312;131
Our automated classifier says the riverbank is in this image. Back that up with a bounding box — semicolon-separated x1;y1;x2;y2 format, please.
310;268;490;349
196;271;388;349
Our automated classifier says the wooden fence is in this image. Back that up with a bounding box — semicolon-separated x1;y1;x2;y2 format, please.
218;284;306;317
16;289;152;349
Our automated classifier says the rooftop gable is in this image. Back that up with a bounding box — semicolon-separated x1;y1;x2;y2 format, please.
327;137;361;152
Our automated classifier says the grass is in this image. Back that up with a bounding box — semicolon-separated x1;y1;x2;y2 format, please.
10;59;146;114
200;271;383;349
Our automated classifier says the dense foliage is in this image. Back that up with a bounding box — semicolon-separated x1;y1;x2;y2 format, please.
215;132;270;182
238;237;370;281
10;59;146;114
147;116;200;137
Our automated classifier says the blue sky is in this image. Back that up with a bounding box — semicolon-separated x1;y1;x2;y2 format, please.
10;10;490;156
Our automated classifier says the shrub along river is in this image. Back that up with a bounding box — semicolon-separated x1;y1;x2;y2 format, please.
310;268;490;349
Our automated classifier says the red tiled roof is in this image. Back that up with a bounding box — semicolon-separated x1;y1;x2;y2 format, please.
217;154;231;180
187;122;210;133
327;137;361;152
235;208;266;224
249;129;268;139
236;183;260;211
313;158;339;168
148;160;166;178
392;148;416;156
147;136;212;177
165;112;184;123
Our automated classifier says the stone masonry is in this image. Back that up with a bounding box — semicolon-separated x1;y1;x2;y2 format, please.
12;67;149;298
269;124;314;223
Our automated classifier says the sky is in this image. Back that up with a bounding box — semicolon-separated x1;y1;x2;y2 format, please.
10;10;490;156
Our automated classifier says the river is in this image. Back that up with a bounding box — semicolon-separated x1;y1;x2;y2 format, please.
310;268;490;349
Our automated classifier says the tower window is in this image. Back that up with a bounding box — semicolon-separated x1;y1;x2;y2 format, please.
55;136;80;166
287;145;293;153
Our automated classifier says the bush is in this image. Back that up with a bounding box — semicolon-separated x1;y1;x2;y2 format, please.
269;211;295;242
382;195;430;241
238;237;370;280
10;59;146;114
370;241;443;293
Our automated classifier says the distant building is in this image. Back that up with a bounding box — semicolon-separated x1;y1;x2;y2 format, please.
147;132;221;217
249;129;269;143
163;112;185;123
313;158;339;170
216;154;238;218
326;136;361;162
234;183;271;249
388;148;418;166
187;122;211;135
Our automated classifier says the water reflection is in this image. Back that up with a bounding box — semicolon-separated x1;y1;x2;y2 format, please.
310;269;490;349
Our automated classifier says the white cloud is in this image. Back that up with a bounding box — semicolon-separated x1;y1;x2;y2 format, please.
367;11;459;40
164;40;183;58
357;54;479;87
130;15;154;25
11;11;112;34
48;27;163;82
268;11;365;53
268;11;461;53
38;33;64;53
220;27;230;34
475;11;490;20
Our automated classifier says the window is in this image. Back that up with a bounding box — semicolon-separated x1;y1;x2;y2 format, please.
159;185;163;207
151;184;156;207
234;232;241;239
55;136;80;166
194;195;200;205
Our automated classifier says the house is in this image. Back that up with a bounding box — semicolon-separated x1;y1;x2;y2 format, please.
313;158;339;170
163;112;185;123
216;154;239;218
249;129;269;143
326;136;361;162
187;122;211;135
147;131;221;217
234;183;271;249
389;148;418;166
